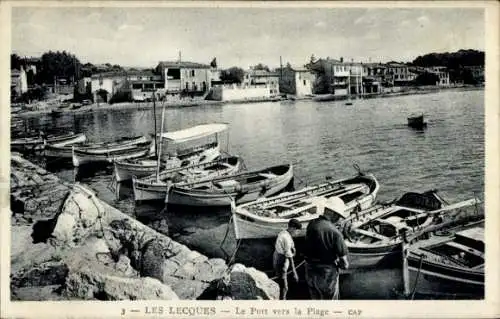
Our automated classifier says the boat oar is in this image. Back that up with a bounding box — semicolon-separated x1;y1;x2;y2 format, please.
403;198;482;242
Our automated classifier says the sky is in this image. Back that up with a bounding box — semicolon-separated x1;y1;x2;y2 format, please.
11;6;485;69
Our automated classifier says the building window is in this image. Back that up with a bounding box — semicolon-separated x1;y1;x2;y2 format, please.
191;70;195;77
303;79;306;86
192;82;196;91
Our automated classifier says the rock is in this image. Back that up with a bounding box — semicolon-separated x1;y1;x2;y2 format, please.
12;285;66;301
12;261;69;288
51;184;105;246
227;263;279;300
64;268;178;300
140;239;170;280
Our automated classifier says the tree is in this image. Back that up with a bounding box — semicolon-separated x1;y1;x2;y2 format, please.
220;67;245;84
253;63;270;72
210;57;217;68
415;72;440;86
11;54;25;70
39;50;82;84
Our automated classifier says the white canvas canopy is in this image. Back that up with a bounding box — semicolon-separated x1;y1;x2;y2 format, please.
158;124;228;143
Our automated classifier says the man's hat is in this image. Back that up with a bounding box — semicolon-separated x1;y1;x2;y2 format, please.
288;218;302;230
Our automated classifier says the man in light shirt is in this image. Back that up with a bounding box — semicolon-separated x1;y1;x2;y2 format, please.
273;218;302;300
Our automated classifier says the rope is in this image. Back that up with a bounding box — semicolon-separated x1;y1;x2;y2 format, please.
410;254;425;300
268;260;306;280
219;215;233;261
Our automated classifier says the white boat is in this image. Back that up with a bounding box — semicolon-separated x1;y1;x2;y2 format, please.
407;223;484;298
232;173;379;240
166;163;293;207
339;191;481;269
72;142;151;167
12;132;86;152
132;156;242;202
73;135;149;154
114;147;220;182
113;123;229;182
46;135;147;159
45;132;86;147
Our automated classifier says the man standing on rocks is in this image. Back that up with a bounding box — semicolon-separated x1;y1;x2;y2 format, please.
304;197;349;300
273;218;302;300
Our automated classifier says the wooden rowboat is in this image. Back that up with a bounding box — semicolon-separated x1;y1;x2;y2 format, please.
132;156;242;202
232;172;379;240
339;191;481;269
406;222;484;298
113;123;229;183
407;114;427;129
166;163;294;207
72;142;151;167
11;132;86;152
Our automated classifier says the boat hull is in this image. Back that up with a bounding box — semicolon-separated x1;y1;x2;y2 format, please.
114;147;221;182
232;189;376;240
167;165;293;207
48;133;86;147
132;157;241;202
407;255;484;298
72;145;150;167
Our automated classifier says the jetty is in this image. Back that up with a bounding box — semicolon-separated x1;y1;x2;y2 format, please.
10;153;279;300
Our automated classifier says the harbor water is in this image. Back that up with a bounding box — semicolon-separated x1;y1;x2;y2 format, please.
17;89;484;299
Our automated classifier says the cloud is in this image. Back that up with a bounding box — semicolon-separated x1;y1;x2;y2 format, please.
117;24;144;32
314;21;326;28
417;15;430;25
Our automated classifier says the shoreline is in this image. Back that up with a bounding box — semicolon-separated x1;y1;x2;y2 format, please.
13;85;483;118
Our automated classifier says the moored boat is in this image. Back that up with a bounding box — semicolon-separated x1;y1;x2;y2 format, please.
11;131;86;152
132;156;242;202
114;123;228;183
406;223;484;298
407;114;427;129
232;172;379;240
166;163;294;207
45;132;87;147
72;142;151;167
339;191;481;269
73;135;149;154
114;147;221;182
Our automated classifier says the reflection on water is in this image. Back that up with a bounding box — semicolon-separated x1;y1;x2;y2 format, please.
18;89;484;299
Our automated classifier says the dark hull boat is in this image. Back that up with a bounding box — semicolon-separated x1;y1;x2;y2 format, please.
167;163;294;207
407;222;484;299
407;114;427;129
339;191;481;269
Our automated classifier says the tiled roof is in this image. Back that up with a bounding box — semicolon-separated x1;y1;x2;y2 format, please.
90;70;157;79
157;61;211;69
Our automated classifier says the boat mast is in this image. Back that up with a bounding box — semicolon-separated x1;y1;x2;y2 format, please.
153;89;158;159
156;103;166;181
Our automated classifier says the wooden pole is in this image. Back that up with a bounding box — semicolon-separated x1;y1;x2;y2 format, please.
156;103;166;181
153;90;158;159
401;241;410;297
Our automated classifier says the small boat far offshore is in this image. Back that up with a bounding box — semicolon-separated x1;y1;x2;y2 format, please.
407;113;427;129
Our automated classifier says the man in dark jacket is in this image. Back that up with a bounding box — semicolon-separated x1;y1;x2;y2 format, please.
304;197;349;299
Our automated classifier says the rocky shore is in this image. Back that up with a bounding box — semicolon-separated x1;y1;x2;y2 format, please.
10;154;278;301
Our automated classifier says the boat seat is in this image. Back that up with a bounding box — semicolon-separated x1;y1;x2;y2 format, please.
214;179;240;188
259;172;277;178
352;228;388;241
